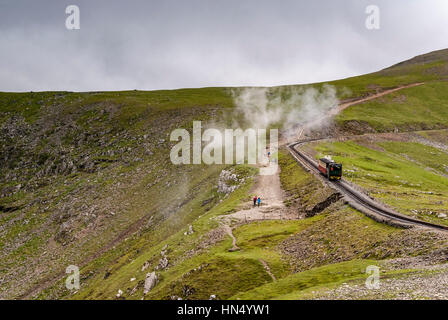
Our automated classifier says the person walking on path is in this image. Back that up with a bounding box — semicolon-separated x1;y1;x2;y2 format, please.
253;196;257;207
257;197;261;207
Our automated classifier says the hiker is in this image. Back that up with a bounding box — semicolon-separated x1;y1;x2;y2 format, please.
257;197;261;207
267;151;271;158
253;196;257;207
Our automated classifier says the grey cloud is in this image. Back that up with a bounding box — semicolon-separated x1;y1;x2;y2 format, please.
0;0;447;91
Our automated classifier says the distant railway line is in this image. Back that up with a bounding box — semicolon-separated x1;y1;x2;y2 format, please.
288;140;448;232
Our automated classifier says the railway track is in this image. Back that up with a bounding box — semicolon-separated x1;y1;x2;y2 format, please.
288;140;448;232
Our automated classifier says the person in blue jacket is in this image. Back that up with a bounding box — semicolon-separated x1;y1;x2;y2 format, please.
257;197;261;207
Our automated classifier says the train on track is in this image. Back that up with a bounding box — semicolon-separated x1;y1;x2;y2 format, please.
318;157;342;180
288;143;448;231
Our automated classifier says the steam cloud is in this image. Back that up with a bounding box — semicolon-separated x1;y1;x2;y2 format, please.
231;84;340;141
184;84;341;168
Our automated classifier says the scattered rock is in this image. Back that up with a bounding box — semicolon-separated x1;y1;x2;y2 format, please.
143;272;158;295
156;256;169;270
217;169;243;194
181;285;195;297
141;261;150;272
184;225;194;235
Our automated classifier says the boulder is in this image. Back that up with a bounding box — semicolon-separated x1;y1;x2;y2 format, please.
143;272;158;295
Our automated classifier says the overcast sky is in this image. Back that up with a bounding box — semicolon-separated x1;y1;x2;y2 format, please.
0;0;447;92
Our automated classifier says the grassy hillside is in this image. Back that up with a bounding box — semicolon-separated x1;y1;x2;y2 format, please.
330;49;448;134
285;49;448;134
336;81;448;133
1;48;448;299
331;48;448;98
0;89;234;298
309;131;448;226
47;151;448;300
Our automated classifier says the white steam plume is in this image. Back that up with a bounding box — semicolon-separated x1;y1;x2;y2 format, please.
231;84;339;141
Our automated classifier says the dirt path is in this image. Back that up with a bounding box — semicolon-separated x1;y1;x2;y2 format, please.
217;162;297;252
217;164;289;278
259;259;277;282
333;82;424;115
220;164;296;225
221;224;240;252
296;82;424;140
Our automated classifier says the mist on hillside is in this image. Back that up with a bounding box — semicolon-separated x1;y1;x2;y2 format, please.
231;85;340;140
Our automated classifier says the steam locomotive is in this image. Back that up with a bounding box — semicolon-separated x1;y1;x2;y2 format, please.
318;158;342;180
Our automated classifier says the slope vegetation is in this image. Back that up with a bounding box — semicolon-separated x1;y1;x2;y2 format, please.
1;49;448;299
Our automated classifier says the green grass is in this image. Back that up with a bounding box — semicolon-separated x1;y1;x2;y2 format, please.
0;88;234;123
380;141;448;175
336;81;448;132
313;138;448;225
63;158;398;300
328;60;446;98
2;49;448;299
0;85;240;299
278;149;333;211
231;218;324;280
231;259;419;300
66;149;438;300
63;165;258;300
231;259;376;300
417;129;448;145
35;140;448;300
